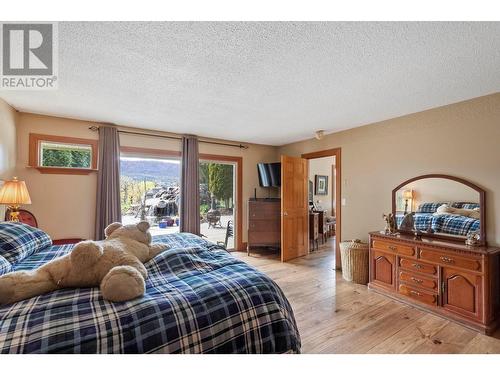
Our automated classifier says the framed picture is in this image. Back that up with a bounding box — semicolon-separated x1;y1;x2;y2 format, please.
315;175;328;195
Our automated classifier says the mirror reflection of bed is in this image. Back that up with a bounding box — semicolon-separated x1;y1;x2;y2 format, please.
394;176;482;241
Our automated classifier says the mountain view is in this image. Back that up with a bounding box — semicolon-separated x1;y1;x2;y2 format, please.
120;158;180;184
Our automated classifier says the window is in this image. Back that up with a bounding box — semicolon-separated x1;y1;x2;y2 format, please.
29;133;98;174
119;147;181;236
40;141;93;169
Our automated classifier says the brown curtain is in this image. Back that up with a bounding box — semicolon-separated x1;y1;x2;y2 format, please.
180;135;200;235
95;126;121;240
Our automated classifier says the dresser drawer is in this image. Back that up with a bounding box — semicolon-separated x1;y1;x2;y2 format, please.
249;220;280;232
399;257;438;276
399;270;438;291
248;231;280;244
419;248;482;272
399;284;438;306
249;205;280;220
371;239;415;257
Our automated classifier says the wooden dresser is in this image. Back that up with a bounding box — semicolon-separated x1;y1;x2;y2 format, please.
247;198;281;254
309;212;319;251
313;210;328;243
369;231;500;335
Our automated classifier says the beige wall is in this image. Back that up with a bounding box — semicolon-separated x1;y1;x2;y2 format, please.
0;99;17;219
0;99;17;179
14;112;279;242
308;156;335;214
15;113;99;240
279;93;500;246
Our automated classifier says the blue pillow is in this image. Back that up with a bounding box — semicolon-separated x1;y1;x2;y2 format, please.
0;254;11;275
0;222;52;265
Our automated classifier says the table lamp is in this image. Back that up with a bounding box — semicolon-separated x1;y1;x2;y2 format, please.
0;177;32;222
402;189;413;215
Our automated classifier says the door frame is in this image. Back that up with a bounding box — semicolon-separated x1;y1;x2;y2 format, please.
301;147;342;269
119;147;244;251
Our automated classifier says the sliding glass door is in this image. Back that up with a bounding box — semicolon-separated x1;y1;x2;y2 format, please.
118;149;239;246
199;159;236;249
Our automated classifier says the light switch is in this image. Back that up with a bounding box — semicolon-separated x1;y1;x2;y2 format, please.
342;198;346;206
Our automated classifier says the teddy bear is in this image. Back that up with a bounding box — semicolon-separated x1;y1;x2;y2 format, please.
0;221;168;305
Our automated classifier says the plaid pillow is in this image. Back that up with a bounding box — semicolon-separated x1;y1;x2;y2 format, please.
452;202;480;210
0;222;52;265
416;202;448;214
0;254;11;275
463;204;480;210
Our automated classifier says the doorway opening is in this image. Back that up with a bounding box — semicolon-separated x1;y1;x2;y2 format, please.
302;148;342;269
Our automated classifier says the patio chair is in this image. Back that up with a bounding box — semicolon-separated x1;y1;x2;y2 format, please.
217;220;233;251
206;209;222;228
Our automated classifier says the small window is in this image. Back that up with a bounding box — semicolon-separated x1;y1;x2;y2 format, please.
29;133;98;174
40;141;93;169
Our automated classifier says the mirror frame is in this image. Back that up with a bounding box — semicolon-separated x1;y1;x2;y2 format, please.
392;174;486;246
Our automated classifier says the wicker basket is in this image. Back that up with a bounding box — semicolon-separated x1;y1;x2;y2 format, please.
340;239;369;285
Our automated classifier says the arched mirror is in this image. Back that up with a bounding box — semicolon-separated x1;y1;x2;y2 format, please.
392;174;486;245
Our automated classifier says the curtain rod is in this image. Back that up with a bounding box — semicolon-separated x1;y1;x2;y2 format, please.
88;126;249;149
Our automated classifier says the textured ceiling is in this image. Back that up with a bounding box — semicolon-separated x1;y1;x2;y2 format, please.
1;22;500;145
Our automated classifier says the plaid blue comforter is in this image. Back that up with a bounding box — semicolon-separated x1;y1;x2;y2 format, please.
0;233;300;354
396;213;480;236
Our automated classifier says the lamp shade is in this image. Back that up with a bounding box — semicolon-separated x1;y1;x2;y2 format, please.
0;177;32;205
402;189;413;200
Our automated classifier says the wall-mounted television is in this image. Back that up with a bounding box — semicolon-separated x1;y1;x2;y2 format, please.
257;162;281;187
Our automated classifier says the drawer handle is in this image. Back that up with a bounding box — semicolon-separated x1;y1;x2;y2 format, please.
412;263;423;270
440;256;455;264
411;277;423;284
388;245;397;251
409;290;422;297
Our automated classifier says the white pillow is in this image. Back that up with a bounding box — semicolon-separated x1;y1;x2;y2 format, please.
434;204;480;219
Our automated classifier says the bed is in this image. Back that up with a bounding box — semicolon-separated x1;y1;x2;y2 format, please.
0;231;300;354
396;202;480;236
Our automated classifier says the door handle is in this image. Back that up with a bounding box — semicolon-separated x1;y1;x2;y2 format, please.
411;277;423;284
283;211;288;216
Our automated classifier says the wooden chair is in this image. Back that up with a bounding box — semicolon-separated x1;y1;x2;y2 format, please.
4;208;38;228
326;221;336;237
52;238;85;245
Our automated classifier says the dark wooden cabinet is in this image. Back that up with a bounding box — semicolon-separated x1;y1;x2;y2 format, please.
369;232;500;335
247;199;280;254
309;212;319;251
313;210;328;243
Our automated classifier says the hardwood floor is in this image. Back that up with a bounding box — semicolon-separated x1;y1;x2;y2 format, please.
234;239;500;354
